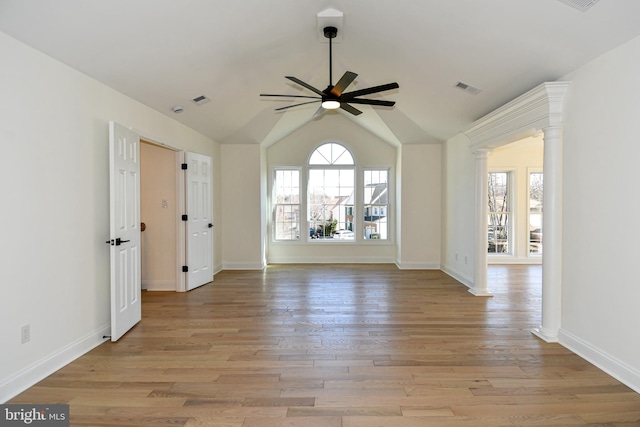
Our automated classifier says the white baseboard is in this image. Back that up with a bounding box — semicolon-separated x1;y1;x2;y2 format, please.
488;256;542;265
213;263;223;275
142;279;176;291
266;256;396;265
559;329;640;394
222;261;266;270
0;324;110;403
394;260;440;270
440;264;474;289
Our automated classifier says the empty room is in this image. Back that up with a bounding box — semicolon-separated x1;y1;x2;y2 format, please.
1;1;640;425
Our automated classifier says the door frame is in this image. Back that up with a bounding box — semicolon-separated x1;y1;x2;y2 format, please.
137;134;187;292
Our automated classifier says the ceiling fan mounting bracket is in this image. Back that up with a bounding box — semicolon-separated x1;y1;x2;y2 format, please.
323;26;338;39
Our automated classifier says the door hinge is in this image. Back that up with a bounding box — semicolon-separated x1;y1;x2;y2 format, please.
182;214;188;221
182;266;188;272
181;163;188;170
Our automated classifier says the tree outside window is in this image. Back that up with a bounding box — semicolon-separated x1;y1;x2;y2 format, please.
529;172;543;254
488;172;510;254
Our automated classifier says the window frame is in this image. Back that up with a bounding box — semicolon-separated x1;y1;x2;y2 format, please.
271;167;302;242
528;168;543;256
307;143;356;242
269;142;394;246
362;167;391;241
487;169;515;256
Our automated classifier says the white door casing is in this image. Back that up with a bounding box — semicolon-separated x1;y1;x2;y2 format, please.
108;122;142;341
185;152;213;290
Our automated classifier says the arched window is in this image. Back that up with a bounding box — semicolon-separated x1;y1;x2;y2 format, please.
308;143;355;240
272;142;390;242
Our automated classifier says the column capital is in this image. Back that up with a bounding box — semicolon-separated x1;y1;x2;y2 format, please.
542;125;563;138
473;147;492;159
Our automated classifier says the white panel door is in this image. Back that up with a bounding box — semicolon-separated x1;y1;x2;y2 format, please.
185;151;213;290
108;122;141;341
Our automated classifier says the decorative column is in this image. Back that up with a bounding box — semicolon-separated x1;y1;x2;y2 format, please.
532;125;563;342
470;148;492;296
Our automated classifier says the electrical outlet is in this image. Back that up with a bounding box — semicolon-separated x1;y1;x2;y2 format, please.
464;255;468;265
21;324;30;344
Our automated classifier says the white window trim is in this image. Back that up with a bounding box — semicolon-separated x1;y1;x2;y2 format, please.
488;169;516;256
269;145;395;246
527;168;543;258
362;166;393;242
270;166;302;243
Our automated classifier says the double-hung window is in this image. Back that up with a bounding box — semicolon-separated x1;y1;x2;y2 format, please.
363;169;388;240
529;171;543;254
308;143;354;240
273;169;300;240
488;171;511;254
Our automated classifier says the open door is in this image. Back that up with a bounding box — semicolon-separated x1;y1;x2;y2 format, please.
108;122;142;341
185;151;214;290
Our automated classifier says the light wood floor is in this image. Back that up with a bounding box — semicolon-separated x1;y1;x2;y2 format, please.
10;264;640;426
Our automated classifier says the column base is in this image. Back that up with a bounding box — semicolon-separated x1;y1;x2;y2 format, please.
468;288;493;297
531;327;559;343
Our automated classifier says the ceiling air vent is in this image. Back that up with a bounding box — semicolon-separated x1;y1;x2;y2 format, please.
191;95;211;106
557;0;600;12
454;81;481;95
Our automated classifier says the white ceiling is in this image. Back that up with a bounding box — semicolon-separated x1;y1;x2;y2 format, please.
2;0;640;146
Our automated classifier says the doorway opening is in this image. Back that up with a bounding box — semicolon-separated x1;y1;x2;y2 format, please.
140;140;182;291
487;135;544;265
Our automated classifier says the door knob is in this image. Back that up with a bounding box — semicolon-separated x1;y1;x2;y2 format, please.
208;223;213;228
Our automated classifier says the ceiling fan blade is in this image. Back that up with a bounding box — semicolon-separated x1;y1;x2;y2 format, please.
274;100;321;111
345;98;396;107
340;103;363;116
285;76;325;96
330;71;358;97
261;94;322;99
342;82;399;99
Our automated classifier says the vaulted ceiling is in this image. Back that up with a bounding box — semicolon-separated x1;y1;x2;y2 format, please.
2;0;640;146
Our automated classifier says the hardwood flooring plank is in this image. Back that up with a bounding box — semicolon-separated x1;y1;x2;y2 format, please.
8;265;639;426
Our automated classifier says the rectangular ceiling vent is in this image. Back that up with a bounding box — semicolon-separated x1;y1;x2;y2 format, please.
557;0;600;12
191;95;211;106
454;81;482;95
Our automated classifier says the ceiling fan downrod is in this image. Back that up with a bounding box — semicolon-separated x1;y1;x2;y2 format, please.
324;26;338;87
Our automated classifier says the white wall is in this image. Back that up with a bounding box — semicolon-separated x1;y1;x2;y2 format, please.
441;133;476;287
220;144;264;269
441;34;640;392
488;136;543;264
265;115;441;267
0;33;220;402
397;144;442;269
265;115;399;264
558;34;640;392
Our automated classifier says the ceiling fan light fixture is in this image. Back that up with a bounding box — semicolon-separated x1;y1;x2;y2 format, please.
321;100;340;109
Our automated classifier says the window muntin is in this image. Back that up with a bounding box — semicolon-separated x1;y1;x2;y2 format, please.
529;172;543;254
273;169;300;240
308;143;355;240
308;168;354;239
363;169;388;240
309;143;354;165
488;172;511;254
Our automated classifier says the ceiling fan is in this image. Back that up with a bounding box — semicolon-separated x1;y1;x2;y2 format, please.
260;26;399;117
